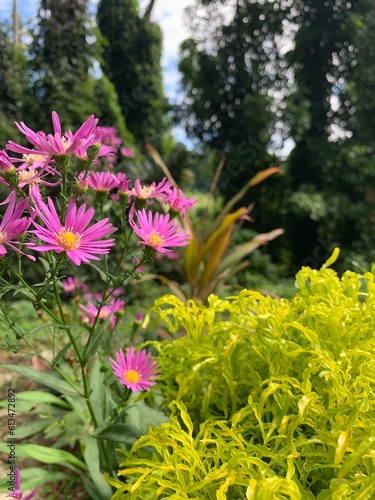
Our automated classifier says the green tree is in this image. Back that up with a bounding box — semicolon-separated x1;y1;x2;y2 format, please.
93;75;135;146
338;0;375;266
29;0;97;130
97;0;168;150
177;0;289;200
284;0;369;267
0;23;29;145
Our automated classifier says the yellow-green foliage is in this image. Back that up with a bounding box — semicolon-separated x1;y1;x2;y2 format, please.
109;264;375;499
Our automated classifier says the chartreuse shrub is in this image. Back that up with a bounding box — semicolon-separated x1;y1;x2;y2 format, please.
108;258;375;499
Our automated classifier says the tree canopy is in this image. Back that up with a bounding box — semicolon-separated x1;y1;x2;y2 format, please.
97;0;168;150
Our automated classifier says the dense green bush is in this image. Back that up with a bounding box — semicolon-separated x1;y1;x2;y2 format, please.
109;255;375;498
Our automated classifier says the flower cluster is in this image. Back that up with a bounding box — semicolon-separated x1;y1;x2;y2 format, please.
80;296;125;330
0;110;198;415
0;109;205;500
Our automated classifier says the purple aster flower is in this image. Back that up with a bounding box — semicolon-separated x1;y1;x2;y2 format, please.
80;298;125;329
16;165;60;190
7;111;98;157
0;150;15;174
129;209;191;253
120;146;135;158
163;187;197;217
0;158;60;192
0;192;34;260
61;276;87;294
30;197;116;266
86;171;119;192
131;177;172;203
66;128;115;162
6;467;38;500
12;152;52;171
98;126;122;147
116;173;131;195
109;347;159;391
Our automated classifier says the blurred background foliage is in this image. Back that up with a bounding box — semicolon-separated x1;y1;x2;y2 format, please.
0;0;375;294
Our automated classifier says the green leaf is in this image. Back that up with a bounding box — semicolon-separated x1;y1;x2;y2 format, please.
83;318;111;365
0;467;71;493
11;418;54;439
322;247;340;268
0;443;87;471
94;423;139;445
52;340;73;366
13;287;35;300
9;390;71;408
124;399;169;437
184;235;200;282
83;435;113;499
338;438;375;478
0;365;82;397
82;477;109;500
211;166;281;232
216;228;284;276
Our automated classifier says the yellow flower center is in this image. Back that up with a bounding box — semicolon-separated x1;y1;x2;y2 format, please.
123;369;141;384
56;228;81;250
0;231;8;244
98;309;110;320
18;169;37;184
23;153;46;166
134;185;154;199
61;138;73;152
147;231;165;247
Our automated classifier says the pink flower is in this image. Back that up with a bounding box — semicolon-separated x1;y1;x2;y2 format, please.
6;467;38;500
7;111;98;157
109;347;159;391
73;174;89;197
98;126;122;147
156;250;180;261
0;159;60;192
120;147;135;158
66;128;115;162
0;192;34;260
30;197;116;265
130;209;191;253
80;298;125;329
135;312;143;323
131;177;172;203
116;173;131;195
131;256;145;272
16;165;60;189
0;150;15;173
86;171;119;192
111;173;132;204
109;287;125;297
61;276;87;294
164;187;196;217
12;152;52;171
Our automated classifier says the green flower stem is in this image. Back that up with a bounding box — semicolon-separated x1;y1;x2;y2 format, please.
53;283;96;418
54;154;71;219
1;261;36;297
52;281;113;474
83;255;150;359
113;387;132;418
